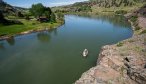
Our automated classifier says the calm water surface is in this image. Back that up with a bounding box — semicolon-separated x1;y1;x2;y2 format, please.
0;15;133;84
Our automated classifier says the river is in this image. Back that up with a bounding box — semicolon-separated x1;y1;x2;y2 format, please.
0;15;133;84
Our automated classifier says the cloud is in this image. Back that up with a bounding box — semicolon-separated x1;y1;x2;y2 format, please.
7;0;89;8
49;2;73;6
47;0;88;7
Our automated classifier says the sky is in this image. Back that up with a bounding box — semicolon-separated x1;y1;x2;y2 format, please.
4;0;89;8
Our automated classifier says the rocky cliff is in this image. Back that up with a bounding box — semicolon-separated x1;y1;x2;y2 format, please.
75;6;146;84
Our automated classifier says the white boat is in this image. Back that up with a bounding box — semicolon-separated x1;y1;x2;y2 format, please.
82;49;88;57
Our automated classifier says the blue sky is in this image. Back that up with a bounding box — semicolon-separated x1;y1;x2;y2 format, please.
4;0;88;8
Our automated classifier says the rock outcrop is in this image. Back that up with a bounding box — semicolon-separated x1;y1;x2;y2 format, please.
75;31;146;84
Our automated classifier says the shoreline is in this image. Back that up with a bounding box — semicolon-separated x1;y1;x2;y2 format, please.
0;23;63;41
75;14;146;84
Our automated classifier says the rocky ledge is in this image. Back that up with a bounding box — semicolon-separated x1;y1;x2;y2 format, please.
75;8;146;84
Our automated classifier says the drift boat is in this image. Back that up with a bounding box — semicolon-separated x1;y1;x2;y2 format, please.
82;49;88;57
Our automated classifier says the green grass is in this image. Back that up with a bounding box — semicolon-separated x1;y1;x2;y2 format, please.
0;19;63;36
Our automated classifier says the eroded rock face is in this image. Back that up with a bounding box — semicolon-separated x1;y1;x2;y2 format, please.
138;17;146;29
75;45;138;84
75;23;146;84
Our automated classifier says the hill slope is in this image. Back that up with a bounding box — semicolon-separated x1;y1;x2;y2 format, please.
90;0;146;7
53;0;146;13
0;0;27;15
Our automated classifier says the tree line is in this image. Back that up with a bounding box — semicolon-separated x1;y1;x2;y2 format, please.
30;3;56;22
0;3;57;25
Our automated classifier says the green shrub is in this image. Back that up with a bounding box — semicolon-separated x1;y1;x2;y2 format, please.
130;16;138;22
144;38;146;45
135;26;141;30
25;15;30;20
115;10;127;15
50;13;56;23
140;30;146;34
32;23;36;25
128;39;134;43
117;42;123;47
96;12;99;15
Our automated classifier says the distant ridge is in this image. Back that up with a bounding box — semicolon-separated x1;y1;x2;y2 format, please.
89;0;146;7
0;0;27;15
0;0;14;12
0;0;3;3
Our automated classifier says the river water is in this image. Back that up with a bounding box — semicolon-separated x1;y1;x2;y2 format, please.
0;15;133;84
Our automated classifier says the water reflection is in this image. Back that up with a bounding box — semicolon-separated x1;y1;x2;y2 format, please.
48;28;58;36
0;43;5;50
6;37;15;46
99;15;130;28
53;28;58;36
37;32;51;43
77;14;130;28
48;29;54;33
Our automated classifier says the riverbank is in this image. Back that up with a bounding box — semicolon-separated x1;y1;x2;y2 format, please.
0;19;64;40
75;8;146;84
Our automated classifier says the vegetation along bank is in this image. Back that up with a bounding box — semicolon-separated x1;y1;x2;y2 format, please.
0;1;64;40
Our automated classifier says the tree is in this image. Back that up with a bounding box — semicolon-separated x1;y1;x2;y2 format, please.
56;12;63;19
24;12;31;20
50;13;56;23
16;11;24;17
25;14;30;20
45;7;52;14
30;3;45;18
44;7;52;19
0;11;7;24
0;11;4;20
29;3;57;23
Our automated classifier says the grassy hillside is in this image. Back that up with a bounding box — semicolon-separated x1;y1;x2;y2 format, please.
52;0;146;15
0;0;27;15
90;0;146;7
